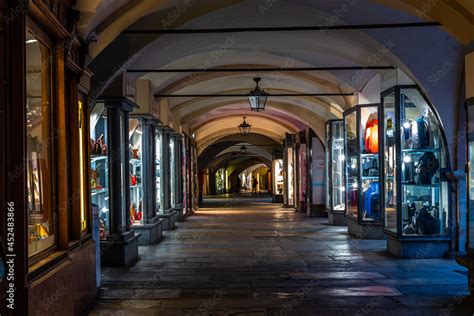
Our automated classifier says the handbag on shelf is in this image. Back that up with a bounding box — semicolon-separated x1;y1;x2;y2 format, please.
90;134;107;156
362;158;378;177
403;161;415;184
415;206;439;235
414;152;439;184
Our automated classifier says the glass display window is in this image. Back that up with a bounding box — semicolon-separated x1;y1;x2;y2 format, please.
344;104;382;223
170;137;176;205
325;123;331;209
90;104;109;240
26;29;56;257
78;100;87;232
273;159;284;195
216;168;225;194
129;118;144;226
156;129;162;214
287;148;295;206
381;86;450;238
325;120;345;213
344;109;359;219
468;103;474;252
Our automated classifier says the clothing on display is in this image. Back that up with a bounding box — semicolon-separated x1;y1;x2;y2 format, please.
364;118;379;153
349;189;358;207
363;182;380;219
403;116;431;149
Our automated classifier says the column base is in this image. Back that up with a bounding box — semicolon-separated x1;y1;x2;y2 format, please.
387;235;451;259
100;231;141;266
272;194;284;203
328;211;346;226
347;219;385;239
308;205;327;217
132;218;164;245
174;205;185;222
159;210;177;230
455;255;474;295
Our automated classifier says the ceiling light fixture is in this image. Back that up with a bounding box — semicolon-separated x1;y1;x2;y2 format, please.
238;117;252;136
248;77;268;112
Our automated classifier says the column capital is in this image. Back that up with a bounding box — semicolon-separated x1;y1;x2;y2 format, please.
467;41;474;54
102;97;137;112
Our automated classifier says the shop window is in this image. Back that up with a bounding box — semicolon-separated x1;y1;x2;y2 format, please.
382;87;449;237
90;104;109;240
344;110;358;219
129;118;144;225
156;130;162;213
78;100;87;232
26;30;55;257
468;104;474;249
170;138;176;204
383;92;397;233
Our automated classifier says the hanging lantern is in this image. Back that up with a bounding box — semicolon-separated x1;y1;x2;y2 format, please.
238;117;252;136
240;145;247;154
248;77;268;112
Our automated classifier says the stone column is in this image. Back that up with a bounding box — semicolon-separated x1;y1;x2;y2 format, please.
102;99;140;266
456;41;474;295
157;127;177;230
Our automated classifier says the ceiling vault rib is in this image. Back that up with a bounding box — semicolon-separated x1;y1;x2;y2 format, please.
128;66;394;73
155;93;354;97
122;22;441;34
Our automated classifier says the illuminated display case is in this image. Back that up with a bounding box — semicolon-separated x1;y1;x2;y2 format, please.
456;98;474;294
381;86;451;258
344;104;384;239
127;117;164;245
90;105;110;240
156;128;162;213
273;159;284;195
129;119;144;226
325;120;346;225
467;101;474;255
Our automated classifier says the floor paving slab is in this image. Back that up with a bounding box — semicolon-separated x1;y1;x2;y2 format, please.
89;199;473;315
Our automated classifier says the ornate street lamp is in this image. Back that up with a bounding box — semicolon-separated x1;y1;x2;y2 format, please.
248;77;268;112
240;145;247;154
238;117;252;136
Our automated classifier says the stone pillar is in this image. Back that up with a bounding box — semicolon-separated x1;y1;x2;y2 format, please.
102;99;140;266
157;127;177;230
456;41;474;295
171;133;185;221
161;128;171;212
130;118;163;245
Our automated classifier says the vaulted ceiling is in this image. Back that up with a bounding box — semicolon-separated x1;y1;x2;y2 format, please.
74;0;472;168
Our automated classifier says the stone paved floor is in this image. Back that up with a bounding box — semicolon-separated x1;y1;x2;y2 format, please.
89;198;474;315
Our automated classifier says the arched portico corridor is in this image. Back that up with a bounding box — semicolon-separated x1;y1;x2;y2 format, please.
88;197;473;315
3;1;474;315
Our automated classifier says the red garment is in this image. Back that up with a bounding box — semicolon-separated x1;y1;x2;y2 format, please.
365;119;379;153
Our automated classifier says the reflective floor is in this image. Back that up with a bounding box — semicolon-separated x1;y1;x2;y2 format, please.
89;198;474;315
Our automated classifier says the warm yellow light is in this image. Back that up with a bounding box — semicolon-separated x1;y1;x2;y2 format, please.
79;100;87;231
